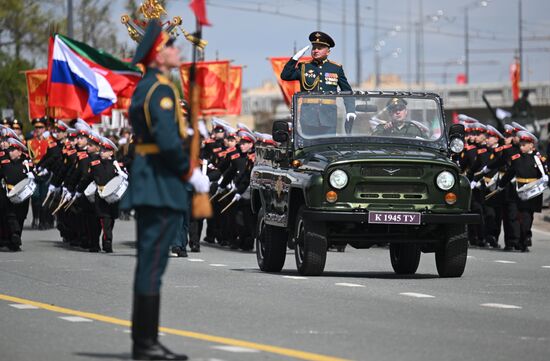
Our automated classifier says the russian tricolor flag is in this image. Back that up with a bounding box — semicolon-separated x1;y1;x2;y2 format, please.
47;34;141;120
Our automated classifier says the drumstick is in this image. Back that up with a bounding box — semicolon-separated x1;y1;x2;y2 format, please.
217;189;235;202
42;190;53;207
52;198;67;215
221;199;237;214
485;189;500;200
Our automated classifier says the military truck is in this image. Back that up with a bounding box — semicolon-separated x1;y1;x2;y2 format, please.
250;91;479;277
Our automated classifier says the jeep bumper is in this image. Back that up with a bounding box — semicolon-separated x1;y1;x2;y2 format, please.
302;209;480;224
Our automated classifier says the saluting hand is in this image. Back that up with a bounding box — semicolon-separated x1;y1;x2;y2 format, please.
292;45;310;61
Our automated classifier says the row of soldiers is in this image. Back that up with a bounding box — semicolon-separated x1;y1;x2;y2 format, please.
179;118;275;256
0;118;129;253
456;116;548;252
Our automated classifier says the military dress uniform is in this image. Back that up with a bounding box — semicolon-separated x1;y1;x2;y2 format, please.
499;131;547;252
122;20;190;361
280;31;354;135
27;118;51;229
0;138;34;251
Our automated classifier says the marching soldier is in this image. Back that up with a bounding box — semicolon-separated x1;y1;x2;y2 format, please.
123;20;208;360
469;123;488;247
498;131;548;252
27;117;50;229
281;31;355;135
0;138;35;251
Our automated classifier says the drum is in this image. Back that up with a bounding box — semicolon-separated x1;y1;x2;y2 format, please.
99;176;128;204
84;182;97;203
516;178;547;201
7;178;37;204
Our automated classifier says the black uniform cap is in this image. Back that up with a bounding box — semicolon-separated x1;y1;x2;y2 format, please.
309;31;335;48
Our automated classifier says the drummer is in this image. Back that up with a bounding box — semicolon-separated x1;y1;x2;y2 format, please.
498;131;548;252
0;138;35;251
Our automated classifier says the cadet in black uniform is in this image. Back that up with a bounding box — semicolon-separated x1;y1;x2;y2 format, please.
498;131;548;252
0;138;34;251
281;31;355;135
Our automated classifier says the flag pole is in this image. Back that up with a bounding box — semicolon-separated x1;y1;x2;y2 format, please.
189;19;212;218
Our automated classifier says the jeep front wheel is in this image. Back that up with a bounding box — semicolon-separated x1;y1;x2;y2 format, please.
436;225;468;278
256;207;287;272
389;243;421;275
294;206;327;276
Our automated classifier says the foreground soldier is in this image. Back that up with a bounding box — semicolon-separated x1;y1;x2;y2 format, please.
498;131;548;252
123;20;207;360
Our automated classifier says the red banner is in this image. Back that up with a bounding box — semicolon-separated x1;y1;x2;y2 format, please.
179;60;230;116
510;58;521;101
269;56;312;107
24;69;48;119
189;0;211;26
227;66;242;115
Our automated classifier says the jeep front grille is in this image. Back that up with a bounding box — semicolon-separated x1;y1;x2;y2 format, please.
361;166;424;177
355;183;427;200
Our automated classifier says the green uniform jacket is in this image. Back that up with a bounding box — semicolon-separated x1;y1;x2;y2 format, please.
121;68;190;211
281;58;352;93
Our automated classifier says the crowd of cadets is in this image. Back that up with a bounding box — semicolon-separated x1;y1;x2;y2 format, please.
0;117;131;252
184;119;276;255
456;116;549;253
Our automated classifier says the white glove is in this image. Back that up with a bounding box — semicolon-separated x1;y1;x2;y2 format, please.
26;172;35;179
38;168;49;177
481;165;489;174
63;191;73;203
292;45;310;61
232;193;241;202
118;137;128;145
118;171;129;180
48;184;58;193
217;177;224;185
346;113;357;122
74;192;82;199
226;182;234;191
497;186;505;192
189;168;210;193
543;175;549;183
470;181;477;189
475;181;482;189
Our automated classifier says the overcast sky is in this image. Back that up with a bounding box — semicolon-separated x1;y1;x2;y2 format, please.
113;0;550;89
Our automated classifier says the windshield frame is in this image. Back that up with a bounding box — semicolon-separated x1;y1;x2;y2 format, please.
291;91;448;151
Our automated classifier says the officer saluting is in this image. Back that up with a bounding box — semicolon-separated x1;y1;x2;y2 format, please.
281;31;356;135
122;20;207;360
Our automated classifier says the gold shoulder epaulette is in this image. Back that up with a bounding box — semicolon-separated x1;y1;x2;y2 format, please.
329;60;342;67
155;74;171;85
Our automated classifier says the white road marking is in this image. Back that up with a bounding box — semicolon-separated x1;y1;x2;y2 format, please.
481;303;522;309
9;304;39;309
542;266;550;269
209;264;227;267
494;260;517;264
400;292;435;298
59;316;93;322
187;258;205;262
211;345;259;353
335;283;365;288
283;276;308;280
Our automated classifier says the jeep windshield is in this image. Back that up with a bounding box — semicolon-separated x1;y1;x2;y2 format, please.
294;93;446;149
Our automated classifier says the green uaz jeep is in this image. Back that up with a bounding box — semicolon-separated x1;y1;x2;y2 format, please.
250;91;479;277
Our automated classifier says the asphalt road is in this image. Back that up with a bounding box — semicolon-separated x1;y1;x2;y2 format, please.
1;217;550;361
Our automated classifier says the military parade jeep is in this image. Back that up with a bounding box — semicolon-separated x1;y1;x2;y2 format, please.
250;91;479;277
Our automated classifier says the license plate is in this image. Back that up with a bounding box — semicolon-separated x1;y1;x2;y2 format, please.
368;211;421;225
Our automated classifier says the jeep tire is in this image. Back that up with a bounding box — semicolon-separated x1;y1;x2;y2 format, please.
389;243;421;275
436;225;468;278
256;207;287;272
294;206;327;276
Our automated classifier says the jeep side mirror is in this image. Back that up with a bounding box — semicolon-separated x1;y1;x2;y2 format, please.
272;120;289;143
448;123;465;154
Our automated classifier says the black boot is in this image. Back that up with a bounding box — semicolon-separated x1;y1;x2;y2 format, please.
132;295;188;360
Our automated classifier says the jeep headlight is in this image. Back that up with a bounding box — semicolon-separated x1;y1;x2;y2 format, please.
329;169;348;189
449;137;464;153
436;170;455;190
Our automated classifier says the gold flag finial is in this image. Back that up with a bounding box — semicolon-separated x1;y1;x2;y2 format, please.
139;0;166;20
